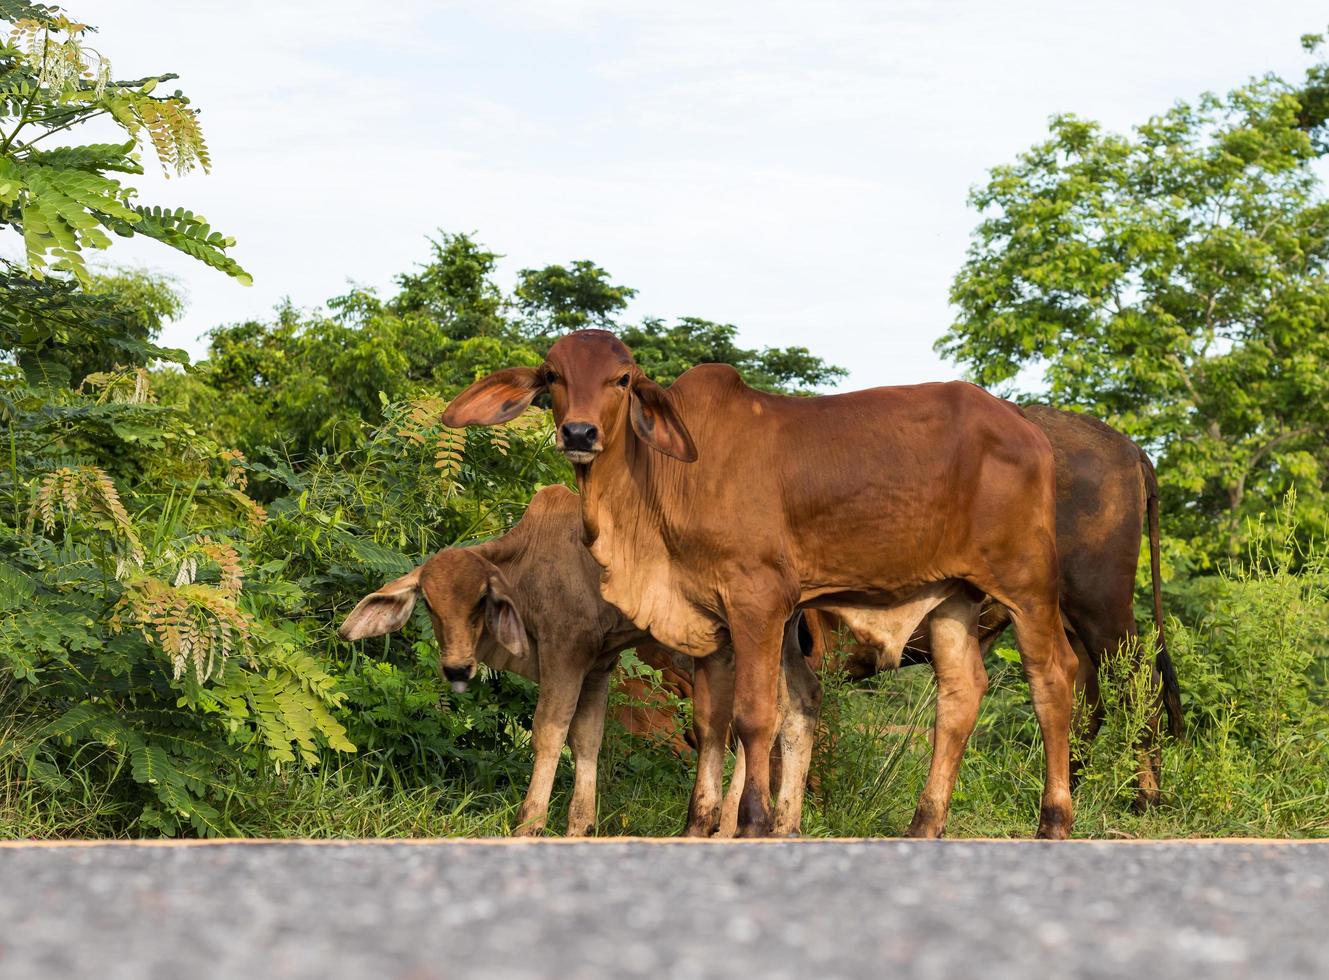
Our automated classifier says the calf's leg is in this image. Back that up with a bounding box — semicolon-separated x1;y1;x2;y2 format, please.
685;649;734;837
564;660;614;837
515;660;584;836
906;594;987;838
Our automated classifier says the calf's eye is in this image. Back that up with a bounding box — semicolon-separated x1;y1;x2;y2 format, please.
616;374;630;388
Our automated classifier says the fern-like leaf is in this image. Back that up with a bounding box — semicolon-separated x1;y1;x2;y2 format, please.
130;204;251;285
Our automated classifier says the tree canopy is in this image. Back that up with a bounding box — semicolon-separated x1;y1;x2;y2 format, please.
941;46;1329;563
174;232;846;467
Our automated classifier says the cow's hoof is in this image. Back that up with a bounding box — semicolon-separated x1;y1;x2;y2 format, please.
1036;805;1072;840
904;802;945;839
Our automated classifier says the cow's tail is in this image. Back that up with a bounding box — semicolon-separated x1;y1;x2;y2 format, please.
1142;451;1183;740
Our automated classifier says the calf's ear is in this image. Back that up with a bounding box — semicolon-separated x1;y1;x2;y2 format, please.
339;570;421;641
629;377;698;462
484;572;530;657
442;367;545;427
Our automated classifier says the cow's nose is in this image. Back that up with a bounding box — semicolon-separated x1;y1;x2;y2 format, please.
443;664;473;693
561;422;599;451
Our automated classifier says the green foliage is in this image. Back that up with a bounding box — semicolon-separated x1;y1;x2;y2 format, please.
941;48;1329;562
8;9;1324;843
619;317;847;393
166;233;844;470
0;6;249;284
516;260;636;335
1;365;358;835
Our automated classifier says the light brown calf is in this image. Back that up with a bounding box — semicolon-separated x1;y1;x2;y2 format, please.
340;484;818;836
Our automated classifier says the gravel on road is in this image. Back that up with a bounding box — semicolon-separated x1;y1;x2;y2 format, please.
2;838;1327;980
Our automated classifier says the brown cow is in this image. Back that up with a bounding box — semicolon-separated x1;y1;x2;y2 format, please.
812;406;1184;808
339;484;811;836
442;329;1080;839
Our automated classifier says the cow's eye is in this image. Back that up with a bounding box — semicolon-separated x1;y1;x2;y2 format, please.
616;373;630;388
543;368;559;384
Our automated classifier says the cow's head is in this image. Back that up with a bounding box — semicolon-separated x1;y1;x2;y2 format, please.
338;550;529;692
441;329;697;466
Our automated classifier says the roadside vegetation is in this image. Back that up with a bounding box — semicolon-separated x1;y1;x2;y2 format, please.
1;5;1326;839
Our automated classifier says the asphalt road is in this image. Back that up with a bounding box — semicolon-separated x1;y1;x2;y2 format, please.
3;838;1327;980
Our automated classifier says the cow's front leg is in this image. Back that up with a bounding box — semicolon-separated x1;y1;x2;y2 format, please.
685;649;733;837
563;659;613;837
515;662;583;836
730;605;790;838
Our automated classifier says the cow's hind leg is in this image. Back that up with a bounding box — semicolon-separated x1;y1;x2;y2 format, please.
718;741;745;838
1006;598;1078;840
564;659;614;837
1066;630;1101;787
773;618;822;836
906;594;987;838
685;649;734;837
1064;603;1162;811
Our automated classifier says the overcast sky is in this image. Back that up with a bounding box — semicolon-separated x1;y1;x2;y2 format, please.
83;1;1328;390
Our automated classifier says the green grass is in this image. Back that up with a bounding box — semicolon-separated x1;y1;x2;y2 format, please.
5;505;1326;842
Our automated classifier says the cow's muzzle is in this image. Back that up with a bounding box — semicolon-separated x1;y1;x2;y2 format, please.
443;663;475;693
559;421;601;464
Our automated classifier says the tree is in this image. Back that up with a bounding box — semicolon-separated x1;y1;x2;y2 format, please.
515;260;636;336
182;237;846;467
0;6;248;285
620;316;846;392
940;63;1329;562
388;232;505;338
0;4;349;837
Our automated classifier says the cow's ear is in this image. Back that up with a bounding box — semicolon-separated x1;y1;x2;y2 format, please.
442;367;545;427
484;571;529;657
339;570;421;641
629;376;698;462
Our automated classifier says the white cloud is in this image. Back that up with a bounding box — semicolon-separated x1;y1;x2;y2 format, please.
69;0;1329;388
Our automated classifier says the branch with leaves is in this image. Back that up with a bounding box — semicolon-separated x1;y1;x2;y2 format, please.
0;3;248;285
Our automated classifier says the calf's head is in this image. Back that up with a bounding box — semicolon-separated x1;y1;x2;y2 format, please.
441;329;697;466
338;550;529;692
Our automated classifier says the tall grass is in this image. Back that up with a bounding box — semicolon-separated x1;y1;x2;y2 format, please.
5;502;1325;841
